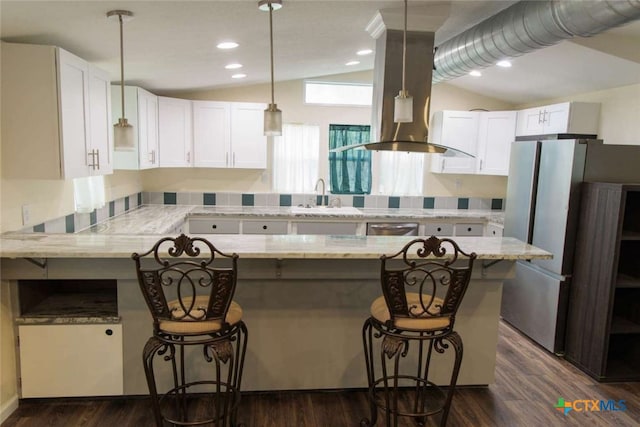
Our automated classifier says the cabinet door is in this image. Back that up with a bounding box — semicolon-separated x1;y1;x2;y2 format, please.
515;107;545;137
138;88;159;169
193;101;231;167
158;96;193;167
437;111;479;174
87;66;113;175
19;324;123;397
477;111;516;176
57;48;91;179
541;102;571;134
230;102;267;169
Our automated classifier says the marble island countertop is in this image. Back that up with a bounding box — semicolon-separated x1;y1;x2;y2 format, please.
72;205;505;236
0;233;550;261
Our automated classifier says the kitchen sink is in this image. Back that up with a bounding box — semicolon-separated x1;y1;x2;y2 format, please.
289;206;363;215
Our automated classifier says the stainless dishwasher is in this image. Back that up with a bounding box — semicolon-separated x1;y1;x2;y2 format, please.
366;222;419;236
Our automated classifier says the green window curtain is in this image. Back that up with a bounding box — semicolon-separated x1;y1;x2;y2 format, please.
328;124;372;194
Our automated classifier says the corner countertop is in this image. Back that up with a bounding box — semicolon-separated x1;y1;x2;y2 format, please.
73;205;504;236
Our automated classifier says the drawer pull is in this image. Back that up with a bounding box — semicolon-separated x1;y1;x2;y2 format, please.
437;227;442;232
467;227;472;232
105;329;113;336
212;225;217;229
263;225;268;230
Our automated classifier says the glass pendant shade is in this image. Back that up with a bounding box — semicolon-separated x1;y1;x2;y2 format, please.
114;118;135;151
264;104;282;136
394;90;413;123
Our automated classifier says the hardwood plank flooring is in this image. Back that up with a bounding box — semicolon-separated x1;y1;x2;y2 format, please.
3;321;639;427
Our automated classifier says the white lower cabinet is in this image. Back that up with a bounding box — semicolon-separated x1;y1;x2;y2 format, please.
485;223;504;237
18;323;123;398
294;222;359;235
242;220;288;235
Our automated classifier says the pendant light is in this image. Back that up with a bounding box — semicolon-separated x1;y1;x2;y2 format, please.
259;0;283;136
107;10;135;151
394;0;413;123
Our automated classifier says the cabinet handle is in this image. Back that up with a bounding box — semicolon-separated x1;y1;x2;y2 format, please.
467;227;472;232
96;149;100;170
437;227;442;232
479;159;483;171
262;225;268;230
187;151;191;163
226;152;229;166
153;150;156;164
88;149;98;170
105;329;113;336
212;224;217;229
543;110;548;123
538;110;543;124
233;152;236;167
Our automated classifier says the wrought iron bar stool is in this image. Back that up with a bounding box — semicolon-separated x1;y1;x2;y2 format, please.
361;236;476;427
132;234;248;427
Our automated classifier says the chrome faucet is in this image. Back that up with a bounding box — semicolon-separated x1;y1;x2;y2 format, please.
314;178;326;206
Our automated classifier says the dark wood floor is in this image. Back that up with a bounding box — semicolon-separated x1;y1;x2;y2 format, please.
3;321;639;427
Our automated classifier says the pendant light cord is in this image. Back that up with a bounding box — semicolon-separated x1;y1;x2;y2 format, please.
402;0;407;94
269;3;275;106
119;13;126;120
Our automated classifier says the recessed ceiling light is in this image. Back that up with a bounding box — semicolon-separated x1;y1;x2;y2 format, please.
346;60;360;66
225;63;243;70
357;49;373;56
217;41;239;50
469;70;482;77
231;73;247;79
497;60;512;68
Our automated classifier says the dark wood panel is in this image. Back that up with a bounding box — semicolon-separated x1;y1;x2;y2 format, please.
4;322;640;427
565;182;623;377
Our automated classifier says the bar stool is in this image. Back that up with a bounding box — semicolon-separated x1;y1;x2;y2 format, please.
361;236;476;427
132;234;248;427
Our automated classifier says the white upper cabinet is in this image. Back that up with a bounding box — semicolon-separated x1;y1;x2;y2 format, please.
1;42;113;179
158;96;193;167
112;86;159;170
476;111;517;176
430;110;517;176
230;102;267;169
429;111;480;175
515;102;601;137
193;101;231;167
192;101;267;169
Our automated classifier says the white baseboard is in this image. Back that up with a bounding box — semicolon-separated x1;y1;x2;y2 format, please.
0;394;19;424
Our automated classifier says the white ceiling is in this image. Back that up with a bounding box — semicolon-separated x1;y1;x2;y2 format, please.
2;1;640;105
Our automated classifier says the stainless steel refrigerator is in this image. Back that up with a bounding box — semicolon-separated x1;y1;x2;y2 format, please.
502;137;640;354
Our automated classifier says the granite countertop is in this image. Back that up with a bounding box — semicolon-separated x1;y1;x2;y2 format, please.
0;233;549;261
73;205;504;236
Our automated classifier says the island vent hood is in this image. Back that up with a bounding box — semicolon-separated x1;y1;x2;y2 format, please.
363;0;640;154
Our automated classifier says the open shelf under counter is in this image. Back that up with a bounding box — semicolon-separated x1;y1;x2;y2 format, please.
616;273;640;289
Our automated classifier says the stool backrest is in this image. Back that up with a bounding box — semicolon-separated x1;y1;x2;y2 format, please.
132;234;239;332
380;236;476;330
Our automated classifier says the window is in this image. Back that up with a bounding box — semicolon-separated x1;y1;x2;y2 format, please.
377;152;424;196
273;123;320;193
304;81;372;106
328;124;372;194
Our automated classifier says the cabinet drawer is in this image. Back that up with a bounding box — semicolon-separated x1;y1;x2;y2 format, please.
243;220;288;235
19;323;123;397
423;223;454;236
294;222;358;235
485;223;504;237
455;223;484;236
189;219;240;234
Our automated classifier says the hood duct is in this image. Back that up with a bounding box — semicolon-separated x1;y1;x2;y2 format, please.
433;0;640;84
364;0;640;153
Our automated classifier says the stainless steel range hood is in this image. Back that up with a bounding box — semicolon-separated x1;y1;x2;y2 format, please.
365;28;447;153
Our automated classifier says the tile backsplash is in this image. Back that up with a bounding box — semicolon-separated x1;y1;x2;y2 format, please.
23;191;504;234
143;191;504;212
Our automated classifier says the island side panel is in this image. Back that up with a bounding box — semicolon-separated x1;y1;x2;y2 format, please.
117;258;510;393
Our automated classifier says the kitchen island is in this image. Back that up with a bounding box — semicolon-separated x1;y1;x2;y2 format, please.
1;228;550;397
